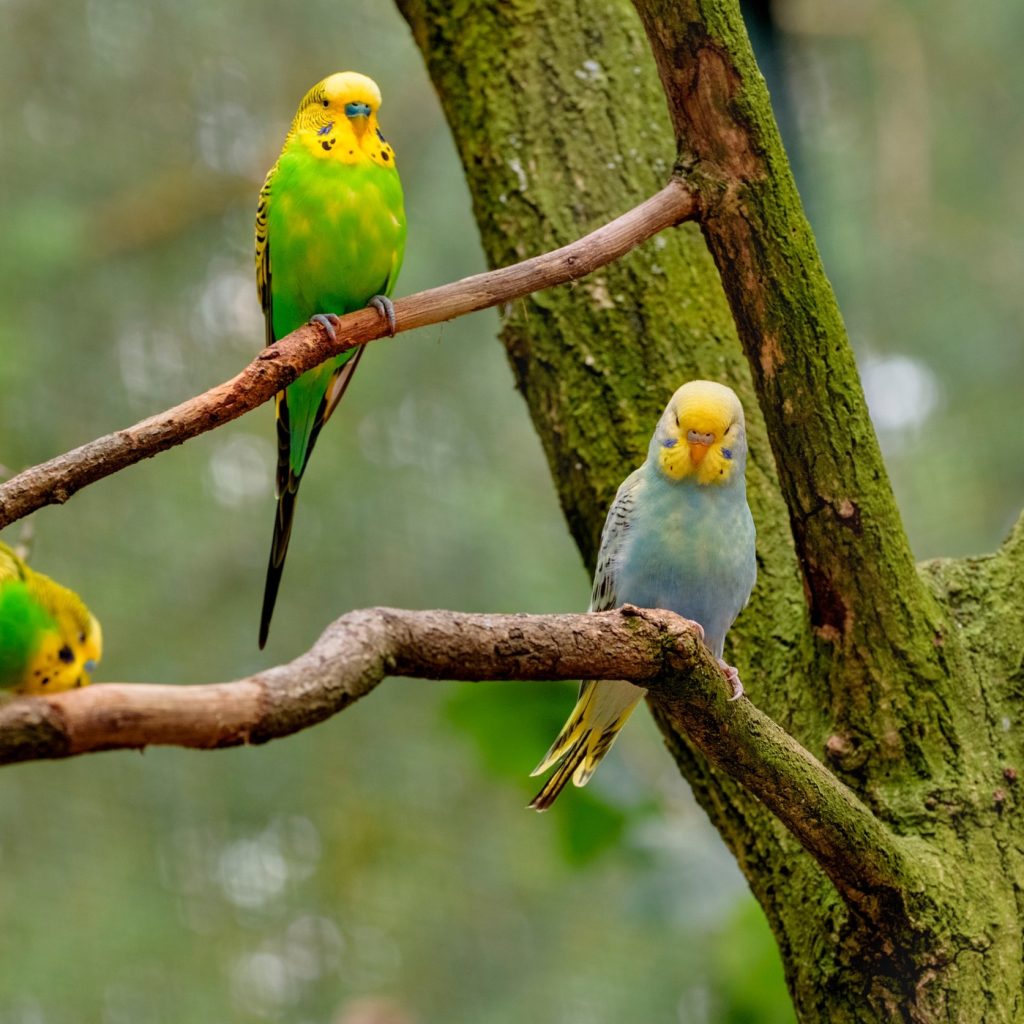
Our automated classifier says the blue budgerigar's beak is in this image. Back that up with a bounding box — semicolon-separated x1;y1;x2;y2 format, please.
686;428;715;465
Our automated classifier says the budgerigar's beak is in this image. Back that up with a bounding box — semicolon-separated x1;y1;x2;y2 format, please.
686;429;715;466
345;102;372;137
688;442;710;465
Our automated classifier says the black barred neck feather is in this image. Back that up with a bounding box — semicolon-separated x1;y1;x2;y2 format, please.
284;71;396;168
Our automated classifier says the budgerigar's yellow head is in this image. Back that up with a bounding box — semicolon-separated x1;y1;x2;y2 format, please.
22;573;103;695
288;71;396;168
651;380;748;486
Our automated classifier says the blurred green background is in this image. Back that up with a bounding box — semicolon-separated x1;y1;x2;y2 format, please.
0;0;1020;1021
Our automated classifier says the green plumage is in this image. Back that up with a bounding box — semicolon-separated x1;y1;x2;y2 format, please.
0;580;51;688
0;541;103;694
267;154;405;471
257;72;406;647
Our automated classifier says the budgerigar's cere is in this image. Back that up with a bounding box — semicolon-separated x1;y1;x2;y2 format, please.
256;71;407;648
0;542;103;695
530;380;756;810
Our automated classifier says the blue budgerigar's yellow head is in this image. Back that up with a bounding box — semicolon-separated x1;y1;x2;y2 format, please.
289;71;396;168
652;380;748;486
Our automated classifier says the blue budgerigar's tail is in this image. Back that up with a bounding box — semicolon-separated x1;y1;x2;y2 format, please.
528;678;645;811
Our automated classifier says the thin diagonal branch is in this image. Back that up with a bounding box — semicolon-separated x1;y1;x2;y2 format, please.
0;603;925;925
0;181;696;531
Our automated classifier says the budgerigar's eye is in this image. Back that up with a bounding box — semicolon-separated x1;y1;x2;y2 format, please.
322;99;329;107
58;645;75;664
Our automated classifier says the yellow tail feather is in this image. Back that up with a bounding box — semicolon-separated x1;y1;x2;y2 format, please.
529;679;645;811
529;733;590;811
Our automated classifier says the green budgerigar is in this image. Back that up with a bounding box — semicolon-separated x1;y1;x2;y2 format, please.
530;381;757;810
256;71;407;648
0;542;103;695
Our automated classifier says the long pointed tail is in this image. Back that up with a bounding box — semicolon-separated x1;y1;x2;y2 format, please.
528;679;645;811
258;477;301;649
258;349;365;650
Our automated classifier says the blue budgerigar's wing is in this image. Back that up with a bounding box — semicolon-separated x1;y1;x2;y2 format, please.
529;468;649;809
589;467;644;613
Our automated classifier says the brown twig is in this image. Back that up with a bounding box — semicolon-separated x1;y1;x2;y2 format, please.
0;181;696;531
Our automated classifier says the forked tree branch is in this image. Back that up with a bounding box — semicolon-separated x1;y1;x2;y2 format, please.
0;181;696;531
0;604;923;923
632;0;924;632
629;0;956;755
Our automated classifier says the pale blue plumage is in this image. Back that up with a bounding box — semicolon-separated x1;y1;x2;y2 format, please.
530;380;756;810
608;466;755;659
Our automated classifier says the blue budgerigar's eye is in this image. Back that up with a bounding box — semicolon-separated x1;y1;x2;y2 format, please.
721;447;733;460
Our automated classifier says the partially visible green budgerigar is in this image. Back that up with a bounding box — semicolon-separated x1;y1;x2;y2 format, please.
256;71;407;648
0;542;103;695
530;381;757;810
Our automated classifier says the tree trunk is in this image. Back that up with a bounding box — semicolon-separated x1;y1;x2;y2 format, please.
396;0;1024;1019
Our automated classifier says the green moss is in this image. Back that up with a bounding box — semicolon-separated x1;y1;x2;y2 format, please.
399;0;1024;1018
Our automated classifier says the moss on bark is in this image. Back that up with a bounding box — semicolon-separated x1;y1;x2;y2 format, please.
398;0;1024;1019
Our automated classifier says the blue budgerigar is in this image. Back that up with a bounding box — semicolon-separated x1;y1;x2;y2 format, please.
530;380;757;810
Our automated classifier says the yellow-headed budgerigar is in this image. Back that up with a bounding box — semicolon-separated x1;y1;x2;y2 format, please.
0;542;103;695
530;381;756;810
256;71;406;648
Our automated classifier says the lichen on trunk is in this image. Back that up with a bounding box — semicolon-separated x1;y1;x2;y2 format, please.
398;0;1024;1020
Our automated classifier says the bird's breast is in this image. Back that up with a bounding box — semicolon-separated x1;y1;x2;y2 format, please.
267;152;406;334
616;482;755;656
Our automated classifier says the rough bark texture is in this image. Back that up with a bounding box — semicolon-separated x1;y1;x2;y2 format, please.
2;608;717;763
0;600;932;935
397;0;1024;1019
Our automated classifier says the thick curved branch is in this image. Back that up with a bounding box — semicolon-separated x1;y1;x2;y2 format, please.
0;604;922;922
0;607;699;761
0;182;695;531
